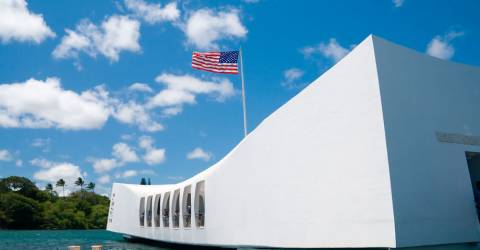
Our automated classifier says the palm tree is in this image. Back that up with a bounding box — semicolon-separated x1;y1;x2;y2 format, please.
75;177;85;191
45;183;53;193
86;182;95;193
56;179;66;197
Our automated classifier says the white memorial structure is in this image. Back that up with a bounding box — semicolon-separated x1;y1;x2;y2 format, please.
107;35;480;249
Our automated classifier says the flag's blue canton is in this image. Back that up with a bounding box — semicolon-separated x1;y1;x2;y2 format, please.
219;51;239;63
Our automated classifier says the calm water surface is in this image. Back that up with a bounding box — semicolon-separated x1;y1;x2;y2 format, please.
0;230;181;250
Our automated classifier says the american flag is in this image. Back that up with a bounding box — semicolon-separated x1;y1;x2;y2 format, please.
192;51;239;74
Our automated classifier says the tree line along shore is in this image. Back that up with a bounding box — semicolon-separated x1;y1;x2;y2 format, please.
0;176;109;230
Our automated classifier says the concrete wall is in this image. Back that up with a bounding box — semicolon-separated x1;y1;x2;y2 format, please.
108;35;480;248
108;36;396;248
373;36;480;248
204;35;395;248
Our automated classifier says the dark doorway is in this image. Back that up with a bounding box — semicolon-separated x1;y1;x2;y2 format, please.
466;152;480;222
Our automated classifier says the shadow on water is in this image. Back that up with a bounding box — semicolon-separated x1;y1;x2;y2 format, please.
124;236;226;249
124;236;388;250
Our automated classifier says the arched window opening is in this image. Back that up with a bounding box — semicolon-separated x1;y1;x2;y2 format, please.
154;194;161;227
162;192;170;227
146;195;153;227
182;185;192;228
194;181;205;228
172;189;180;228
139;197;145;227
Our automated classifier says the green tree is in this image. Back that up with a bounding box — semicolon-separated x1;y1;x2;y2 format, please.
43;183;58;200
0;175;110;230
56;179;66;197
75;177;85;191
86;182;95;192
88;204;109;229
0;176;41;200
140;177;147;185
0;193;42;229
41;199;87;229
0;210;11;229
45;183;53;193
147;178;151;185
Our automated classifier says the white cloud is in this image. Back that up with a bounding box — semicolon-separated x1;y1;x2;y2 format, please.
393;0;405;7
149;89;195;108
0;0;55;43
121;134;134;141
185;8;247;49
92;158;120;173
0;149;12;161
91;140;144;173
0;78;110;130
52;29;89;59
302;38;350;63
113;101;163;132
91;144;131;173
31;138;51;152
124;0;180;24
0;77;162;132
114;170;139;179
148;73;236;116
139;169;156;175
426;31;464;60
121;169;138;178
167;176;184;181
161;106;183;116
138;135;154;149
33;161;83;195
148;89;195;114
97;175;111;184
30;158;55;168
128;82;153;93
144;148;166;165
53;15;141;62
186;147;212;161
0;149;22;166
283;68;304;82
156;74;236;101
31;138;50;148
281;68;305;89
138;135;166;165
112;142;139;163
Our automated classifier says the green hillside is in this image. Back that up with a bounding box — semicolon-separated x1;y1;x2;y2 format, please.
0;176;109;230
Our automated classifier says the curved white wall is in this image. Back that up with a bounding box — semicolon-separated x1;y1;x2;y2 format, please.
107;35;480;249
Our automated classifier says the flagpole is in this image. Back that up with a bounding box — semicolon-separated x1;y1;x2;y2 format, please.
239;47;248;137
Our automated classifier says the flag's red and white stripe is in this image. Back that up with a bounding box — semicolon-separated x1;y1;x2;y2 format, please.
192;52;239;74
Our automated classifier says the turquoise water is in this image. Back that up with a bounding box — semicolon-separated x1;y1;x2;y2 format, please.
0;230;175;250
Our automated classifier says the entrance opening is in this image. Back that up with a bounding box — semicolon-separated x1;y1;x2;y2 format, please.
146;195;153;227
466;152;480;222
194;181;205;228
154;194;161;227
172;189;180;228
182;185;192;228
139;197;145;227
162;192;170;227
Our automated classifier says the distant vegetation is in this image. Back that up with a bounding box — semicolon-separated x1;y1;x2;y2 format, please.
0;176;109;230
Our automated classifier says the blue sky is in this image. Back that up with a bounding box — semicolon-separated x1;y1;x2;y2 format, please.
0;0;479;195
